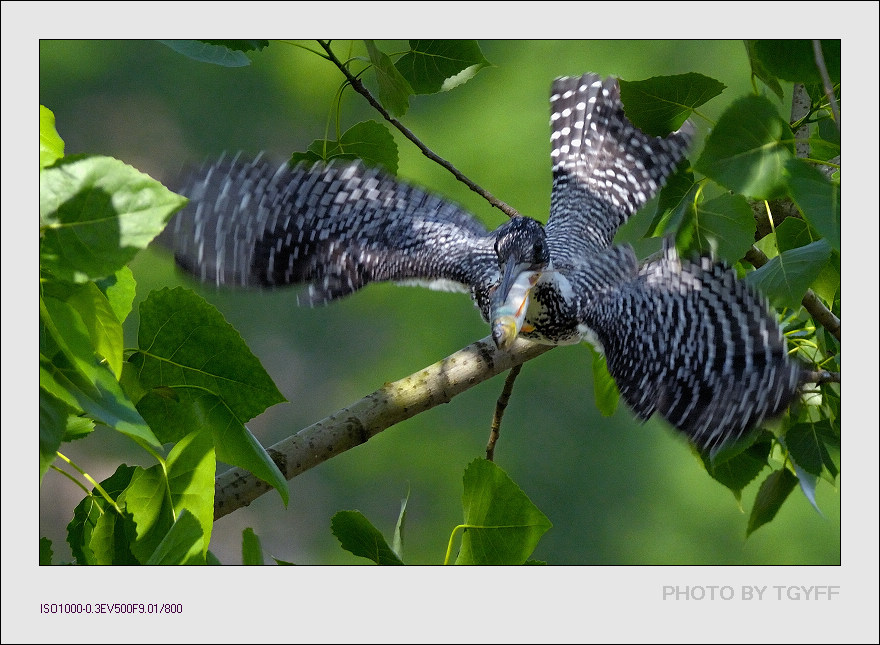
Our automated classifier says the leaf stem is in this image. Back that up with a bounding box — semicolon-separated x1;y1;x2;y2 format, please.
444;524;468;565
55;451;124;515
50;464;94;501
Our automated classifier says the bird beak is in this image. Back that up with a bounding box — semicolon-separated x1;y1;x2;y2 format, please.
490;261;541;350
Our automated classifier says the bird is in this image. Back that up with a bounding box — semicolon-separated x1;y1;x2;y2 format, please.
167;72;803;454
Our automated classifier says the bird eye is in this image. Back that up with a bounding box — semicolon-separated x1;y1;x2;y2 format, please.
534;240;548;263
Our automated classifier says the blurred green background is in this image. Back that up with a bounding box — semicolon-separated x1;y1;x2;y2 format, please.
39;39;840;565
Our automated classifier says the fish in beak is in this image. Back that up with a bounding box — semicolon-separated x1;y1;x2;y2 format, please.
490;261;542;350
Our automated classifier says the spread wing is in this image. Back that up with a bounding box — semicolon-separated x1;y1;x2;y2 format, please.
168;155;500;310
545;73;693;265
578;244;802;452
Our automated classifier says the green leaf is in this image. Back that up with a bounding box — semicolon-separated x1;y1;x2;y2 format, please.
40;155;187;282
331;510;405;565
88;503;139;565
42;279;124;377
800;242;839;309
743;40;785;101
63;414;95;442
785;423;827;477
677;192;756;264
242;528;265;565
40;105;64;169
165;426;216;554
131;287;288;504
159;40;262;67
364;40;413;117
587;345;619;417
273;557;296;565
746;468;798;537
39;388;72;480
808;402;840;480
66;465;139;565
699;437;770;503
96;266;137;323
136;389;288;505
292;121;399;174
455;459;551;565
117;431;215;563
745;240;831;309
392;490;409;561
809;116;840;162
619;73;726;136
774;217;816;253
40;296;158;447
695;95;794;200
646;168;697;238
67;498;101;565
133;287;285;423
202;40;269;54
146;509;206;565
792;463;821;515
40;537;54;565
752;40;840;84
66;282;125;378
815;417;840;481
395;40;490;94
783;158;840;253
117;465;174;563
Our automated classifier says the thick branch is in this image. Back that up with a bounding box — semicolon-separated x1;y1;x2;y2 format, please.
214;336;554;520
791;83;812;158
318;40;521;219
744;245;841;341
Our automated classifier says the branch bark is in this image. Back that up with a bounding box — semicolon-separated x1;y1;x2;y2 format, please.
214;336;555;520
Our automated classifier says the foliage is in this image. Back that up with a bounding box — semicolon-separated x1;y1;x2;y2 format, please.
330;458;550;565
39;107;288;564
39;39;840;565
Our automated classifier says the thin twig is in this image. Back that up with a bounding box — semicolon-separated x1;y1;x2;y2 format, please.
812;40;840;129
317;40;521;219
485;364;523;461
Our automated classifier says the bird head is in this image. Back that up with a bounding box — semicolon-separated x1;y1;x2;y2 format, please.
489;217;549;350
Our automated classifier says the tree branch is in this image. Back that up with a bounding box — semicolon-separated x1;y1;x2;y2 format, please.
317;40;521;219
790;83;812;158
801;370;840;385
214;336;554;520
